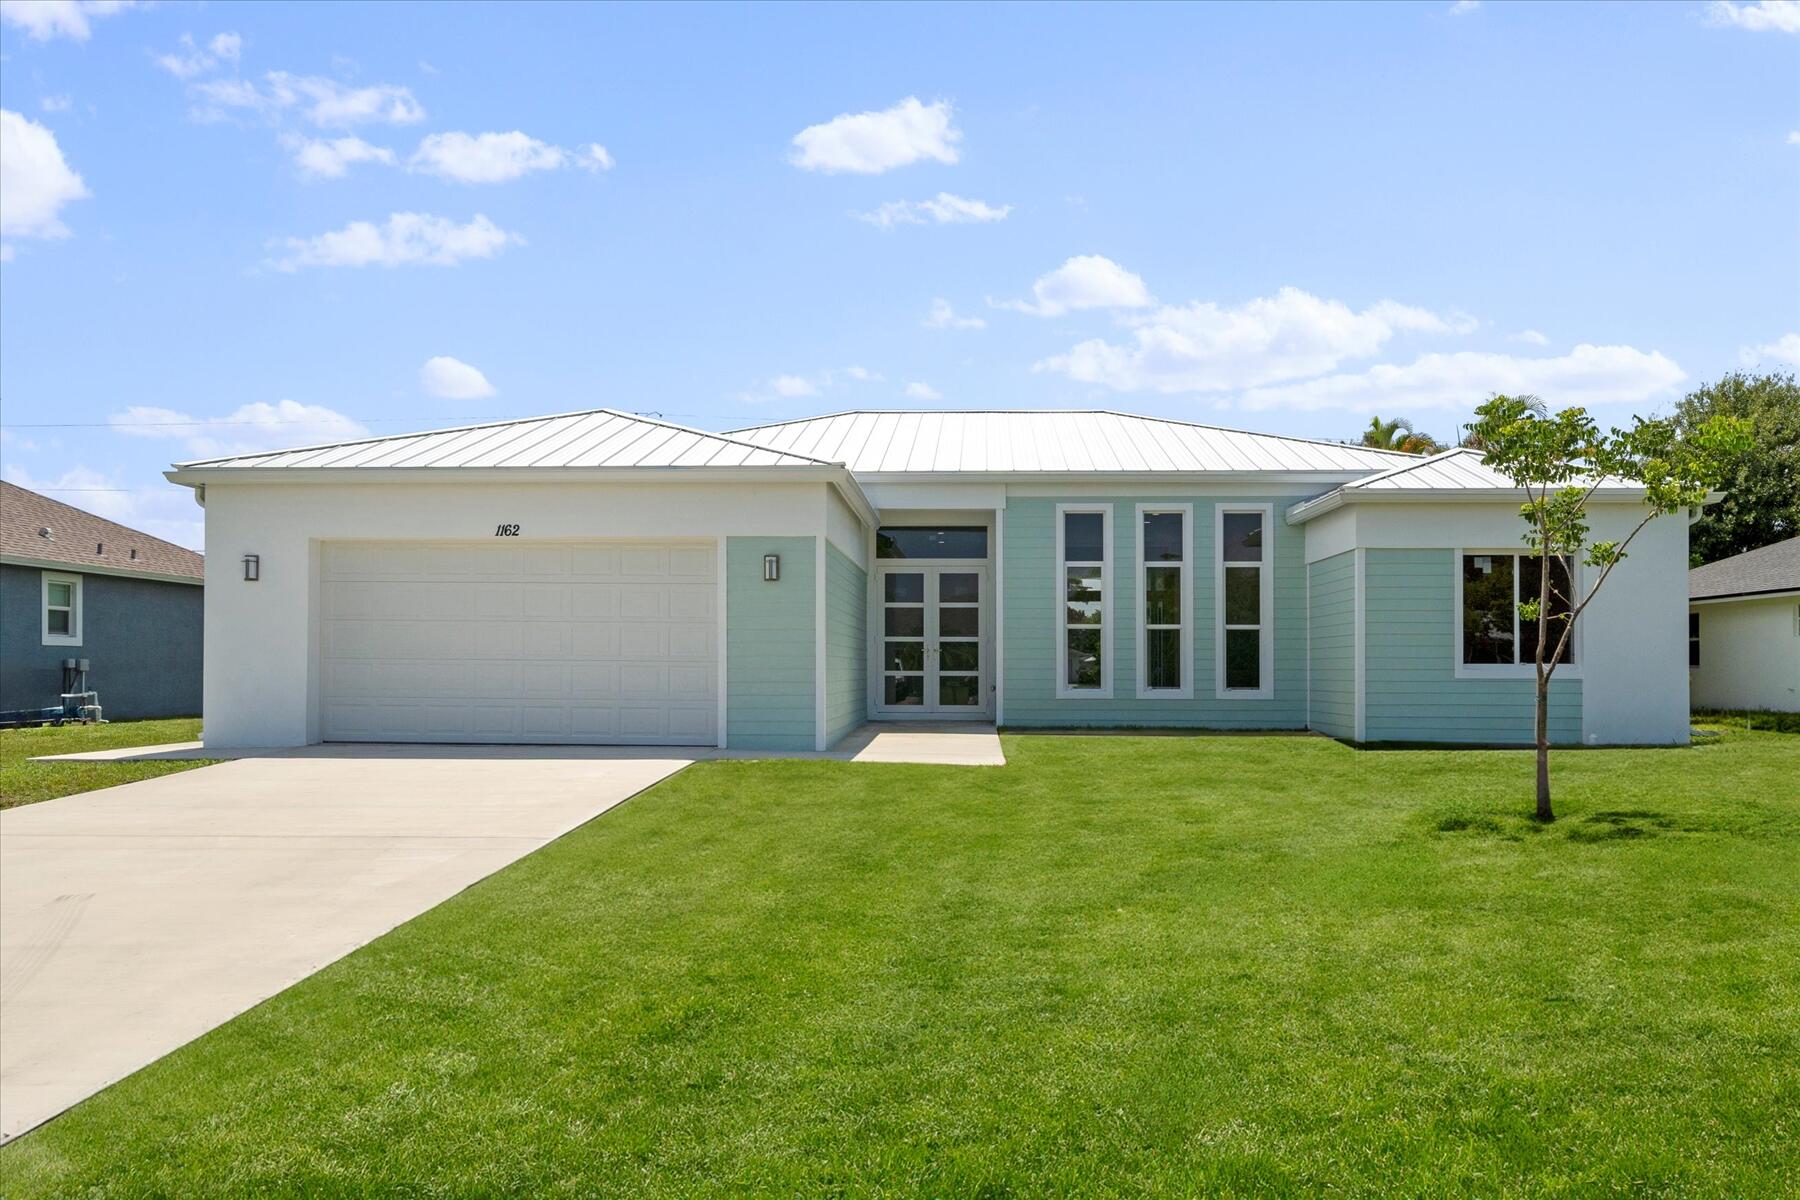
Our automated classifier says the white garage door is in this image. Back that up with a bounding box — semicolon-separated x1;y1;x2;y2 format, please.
319;540;718;745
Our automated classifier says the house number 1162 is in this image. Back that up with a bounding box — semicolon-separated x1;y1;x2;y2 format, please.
494;524;521;537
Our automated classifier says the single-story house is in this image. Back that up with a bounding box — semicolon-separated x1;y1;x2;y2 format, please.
1688;535;1799;713
1;481;205;720
165;409;1700;751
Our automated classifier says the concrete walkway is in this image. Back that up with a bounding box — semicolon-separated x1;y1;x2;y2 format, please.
0;749;689;1142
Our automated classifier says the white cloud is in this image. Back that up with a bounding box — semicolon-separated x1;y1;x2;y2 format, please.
0;462;204;552
904;382;942;401
107;399;370;461
286;135;395;180
1232;344;1686;414
789;96;960;174
855;192;1011;229
1511;329;1550;346
269;212;522;271
1037;286;1476;393
579;143;614;171
770;374;819;398
1705;0;1800;32
409;130;569;183
1739;332;1800;366
1788;130;1800;145
419;355;497;399
40;94;72;113
839;365;881;383
740;365;883;403
924;298;985;330
209;31;242;62
0;109;89;241
194;72;425;127
1001;254;1153;318
1448;0;1481;13
0;0;137;42
156;31;242;78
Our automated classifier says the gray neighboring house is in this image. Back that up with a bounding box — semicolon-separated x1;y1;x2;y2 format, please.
1688;535;1800;714
1;481;204;720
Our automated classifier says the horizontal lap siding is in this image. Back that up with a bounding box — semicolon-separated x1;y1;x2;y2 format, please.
1307;552;1355;739
1364;548;1581;744
1002;497;1307;729
824;544;866;746
727;537;816;750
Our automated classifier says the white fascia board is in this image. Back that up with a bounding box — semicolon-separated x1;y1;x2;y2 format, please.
852;470;1382;489
1690;589;1800;606
0;553;204;587
1286;487;1653;525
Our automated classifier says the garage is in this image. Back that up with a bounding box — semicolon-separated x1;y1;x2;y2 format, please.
319;539;718;745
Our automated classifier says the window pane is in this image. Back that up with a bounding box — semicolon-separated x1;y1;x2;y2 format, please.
48;581;71;608
1689;612;1700;668
1518;555;1576;665
1065;601;1102;626
1145;566;1181;626
885;606;924;638
1063;512;1104;563
940;642;980;672
1224;566;1260;626
1221;513;1263;562
1225;629;1260;689
876;527;988;559
884;573;923;603
1461;554;1515;664
883;675;924;706
884;641;923;672
938;572;979;603
1066;566;1102;605
938;675;981;706
939;607;980;638
1143;512;1183;562
48;609;71;635
1146;627;1182;689
1066;628;1102;688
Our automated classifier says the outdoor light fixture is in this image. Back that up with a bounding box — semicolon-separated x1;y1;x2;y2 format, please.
243;553;260;582
763;554;780;582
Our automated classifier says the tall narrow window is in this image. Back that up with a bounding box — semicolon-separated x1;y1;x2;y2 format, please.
1689;611;1700;668
1057;506;1110;697
1217;507;1271;697
1459;552;1577;669
1138;506;1190;696
42;572;82;646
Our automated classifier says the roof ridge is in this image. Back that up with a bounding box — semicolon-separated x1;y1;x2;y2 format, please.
1343;445;1475;489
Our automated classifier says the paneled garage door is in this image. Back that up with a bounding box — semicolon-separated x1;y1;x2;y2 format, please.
319;540;718;745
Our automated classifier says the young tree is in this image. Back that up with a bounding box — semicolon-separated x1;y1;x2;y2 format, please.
1466;395;1749;821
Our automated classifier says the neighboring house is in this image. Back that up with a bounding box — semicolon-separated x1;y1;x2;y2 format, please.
1688;536;1800;713
1;481;205;720
164;409;1700;751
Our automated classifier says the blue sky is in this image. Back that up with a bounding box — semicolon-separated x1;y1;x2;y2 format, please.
2;0;1796;549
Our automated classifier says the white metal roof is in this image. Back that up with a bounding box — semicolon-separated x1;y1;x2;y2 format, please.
174;409;842;471
1285;448;1644;523
726;410;1418;475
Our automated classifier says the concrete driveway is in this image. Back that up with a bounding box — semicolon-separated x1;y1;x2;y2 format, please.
0;746;691;1142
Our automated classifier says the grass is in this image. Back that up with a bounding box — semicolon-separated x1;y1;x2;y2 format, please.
0;718;210;810
4;729;1797;1198
1693;707;1800;735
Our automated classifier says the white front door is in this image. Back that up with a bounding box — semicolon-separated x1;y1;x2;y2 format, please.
876;565;991;717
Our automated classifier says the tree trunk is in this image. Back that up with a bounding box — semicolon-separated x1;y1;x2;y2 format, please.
1535;670;1553;822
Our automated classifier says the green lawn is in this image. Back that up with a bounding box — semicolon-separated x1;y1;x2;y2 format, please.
0;718;211;810
4;730;1797;1198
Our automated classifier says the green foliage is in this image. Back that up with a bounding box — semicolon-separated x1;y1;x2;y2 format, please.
1359;415;1441;454
1673;371;1800;565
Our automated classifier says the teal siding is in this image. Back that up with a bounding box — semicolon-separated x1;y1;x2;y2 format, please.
824;543;867;746
1307;551;1356;739
1363;548;1581;744
727;536;816;750
1001;497;1307;729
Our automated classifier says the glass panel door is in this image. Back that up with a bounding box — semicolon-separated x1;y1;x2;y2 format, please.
935;570;982;708
882;570;926;707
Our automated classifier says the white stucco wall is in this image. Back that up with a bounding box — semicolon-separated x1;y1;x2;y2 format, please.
197;480;847;749
1690;595;1800;713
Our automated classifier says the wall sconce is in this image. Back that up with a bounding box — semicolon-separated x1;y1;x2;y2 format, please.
242;553;260;582
763;554;780;582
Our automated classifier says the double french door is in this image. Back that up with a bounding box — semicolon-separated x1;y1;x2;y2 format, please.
877;566;990;717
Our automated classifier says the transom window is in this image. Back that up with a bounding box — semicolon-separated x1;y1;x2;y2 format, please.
1460;553;1577;667
875;526;988;559
42;572;82;646
1216;507;1272;697
1056;506;1111;697
1137;506;1191;696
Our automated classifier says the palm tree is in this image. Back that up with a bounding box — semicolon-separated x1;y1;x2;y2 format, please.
1360;416;1441;455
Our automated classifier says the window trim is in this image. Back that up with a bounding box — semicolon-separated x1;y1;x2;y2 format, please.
1055;503;1113;700
1135;504;1193;699
1452;548;1583;680
42;570;83;647
1214;503;1274;700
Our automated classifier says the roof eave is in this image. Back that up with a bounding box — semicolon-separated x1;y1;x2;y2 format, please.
1690;586;1800;605
0;553;204;586
1285;486;1656;525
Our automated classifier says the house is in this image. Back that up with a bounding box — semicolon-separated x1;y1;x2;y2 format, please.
163;409;1700;751
1;481;204;720
1688;535;1799;713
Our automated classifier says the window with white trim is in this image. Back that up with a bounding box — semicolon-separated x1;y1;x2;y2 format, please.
1216;506;1272;697
1137;506;1191;696
1460;552;1576;667
1056;506;1110;697
42;571;82;646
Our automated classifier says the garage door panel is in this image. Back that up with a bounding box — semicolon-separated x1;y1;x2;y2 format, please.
321;540;719;746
